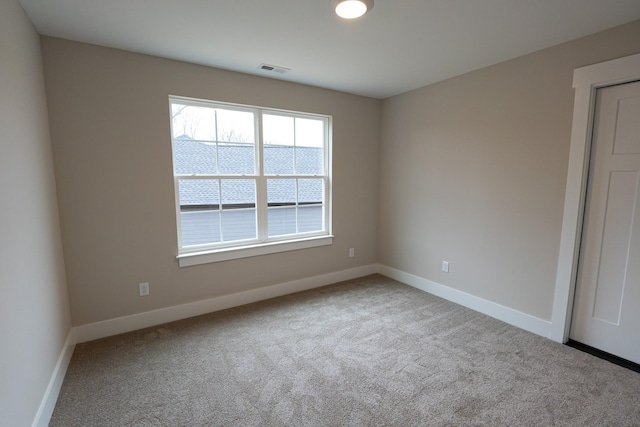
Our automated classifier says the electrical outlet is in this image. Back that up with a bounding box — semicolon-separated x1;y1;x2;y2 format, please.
442;261;449;273
139;282;150;296
349;248;355;258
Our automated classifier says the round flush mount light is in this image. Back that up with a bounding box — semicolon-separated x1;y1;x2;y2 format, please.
331;0;374;19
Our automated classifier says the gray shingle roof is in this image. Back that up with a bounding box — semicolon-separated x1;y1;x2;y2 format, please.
174;140;323;206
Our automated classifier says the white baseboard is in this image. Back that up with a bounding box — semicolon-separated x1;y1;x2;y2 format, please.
377;264;552;338
74;264;378;343
32;329;76;427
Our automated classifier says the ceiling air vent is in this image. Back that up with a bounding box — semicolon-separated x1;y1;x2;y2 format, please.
258;63;290;74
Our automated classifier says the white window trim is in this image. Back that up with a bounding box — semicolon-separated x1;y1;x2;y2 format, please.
177;234;334;267
169;95;333;266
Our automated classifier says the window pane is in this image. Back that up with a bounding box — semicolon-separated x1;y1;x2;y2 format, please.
178;179;220;247
263;114;294;146
213;109;256;175
298;179;323;233
264;145;294;175
264;114;294;175
268;207;297;237
220;179;256;242
181;211;221;246
216;109;255;143
298;205;323;233
221;179;256;207
298;179;323;204
221;209;257;242
268;179;296;237
267;179;296;206
295;118;324;148
173;140;217;175
171;104;217;141
295;146;323;175
218;142;255;175
178;179;220;208
295;118;324;175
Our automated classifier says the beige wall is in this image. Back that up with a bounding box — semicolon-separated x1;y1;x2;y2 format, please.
0;1;71;425
379;20;640;321
41;38;381;326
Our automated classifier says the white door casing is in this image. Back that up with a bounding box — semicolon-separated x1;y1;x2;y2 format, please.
551;53;640;343
569;81;640;364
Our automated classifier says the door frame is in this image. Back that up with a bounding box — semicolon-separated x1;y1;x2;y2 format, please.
550;52;640;343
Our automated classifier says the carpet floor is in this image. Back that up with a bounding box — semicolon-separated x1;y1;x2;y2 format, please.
50;274;640;426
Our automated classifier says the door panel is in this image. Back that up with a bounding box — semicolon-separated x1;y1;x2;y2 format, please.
570;80;640;364
612;95;640;155
592;170;638;324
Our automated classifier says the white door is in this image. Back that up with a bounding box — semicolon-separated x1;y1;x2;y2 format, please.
570;80;640;364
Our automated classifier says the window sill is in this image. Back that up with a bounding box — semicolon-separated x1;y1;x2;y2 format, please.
176;235;334;267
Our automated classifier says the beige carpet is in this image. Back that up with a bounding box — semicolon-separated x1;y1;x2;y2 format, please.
50;275;640;426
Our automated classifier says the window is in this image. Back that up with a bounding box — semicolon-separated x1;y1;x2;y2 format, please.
169;96;332;266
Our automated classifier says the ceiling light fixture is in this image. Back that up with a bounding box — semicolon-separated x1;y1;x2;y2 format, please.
331;0;374;19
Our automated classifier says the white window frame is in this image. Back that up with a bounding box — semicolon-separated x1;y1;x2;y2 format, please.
169;96;333;267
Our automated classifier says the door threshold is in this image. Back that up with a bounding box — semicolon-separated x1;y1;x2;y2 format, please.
566;339;640;373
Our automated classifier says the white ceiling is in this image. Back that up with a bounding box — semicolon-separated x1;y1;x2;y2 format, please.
19;0;640;99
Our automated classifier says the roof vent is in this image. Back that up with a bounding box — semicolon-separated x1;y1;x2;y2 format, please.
258;63;290;74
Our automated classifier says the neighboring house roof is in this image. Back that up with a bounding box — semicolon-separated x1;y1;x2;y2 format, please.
174;139;323;206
